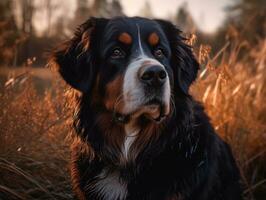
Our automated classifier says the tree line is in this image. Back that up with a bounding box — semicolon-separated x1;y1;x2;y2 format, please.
0;0;264;67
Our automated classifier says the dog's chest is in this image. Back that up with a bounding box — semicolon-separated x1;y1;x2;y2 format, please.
91;128;138;199
93;170;127;200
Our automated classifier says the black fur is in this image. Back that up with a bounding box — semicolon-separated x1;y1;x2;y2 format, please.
50;17;243;200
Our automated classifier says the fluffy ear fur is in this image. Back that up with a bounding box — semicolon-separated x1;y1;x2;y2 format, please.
155;19;199;94
49;17;109;92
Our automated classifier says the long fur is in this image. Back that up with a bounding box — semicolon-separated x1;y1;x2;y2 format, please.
50;17;243;200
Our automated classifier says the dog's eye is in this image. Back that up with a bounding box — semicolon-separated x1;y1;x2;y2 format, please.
154;48;164;58
111;48;125;59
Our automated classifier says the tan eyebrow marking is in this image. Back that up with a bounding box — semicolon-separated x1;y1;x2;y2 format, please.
118;32;132;45
148;32;159;46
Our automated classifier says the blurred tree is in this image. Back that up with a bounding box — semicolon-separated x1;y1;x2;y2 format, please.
208;0;266;59
175;2;196;34
45;0;59;37
75;0;90;23
68;0;123;35
91;0;108;17
53;15;67;40
20;0;35;35
225;0;266;44
91;0;123;17
109;0;123;17
0;0;20;66
139;1;153;18
13;0;36;66
0;0;16;23
68;0;90;31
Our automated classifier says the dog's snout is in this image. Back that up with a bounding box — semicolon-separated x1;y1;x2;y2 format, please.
139;65;167;87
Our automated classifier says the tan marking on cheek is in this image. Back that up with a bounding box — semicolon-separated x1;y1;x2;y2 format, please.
97;113;125;150
105;75;125;113
118;32;132;45
148;32;159;46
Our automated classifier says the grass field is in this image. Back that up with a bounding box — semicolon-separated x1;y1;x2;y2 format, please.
0;38;265;199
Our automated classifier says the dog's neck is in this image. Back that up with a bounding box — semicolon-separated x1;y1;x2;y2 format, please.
78;104;169;165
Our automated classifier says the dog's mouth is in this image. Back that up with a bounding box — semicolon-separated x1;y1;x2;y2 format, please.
113;102;167;124
143;105;167;123
130;98;168;123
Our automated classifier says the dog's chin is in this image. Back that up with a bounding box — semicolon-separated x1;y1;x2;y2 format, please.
129;102;169;124
143;107;167;123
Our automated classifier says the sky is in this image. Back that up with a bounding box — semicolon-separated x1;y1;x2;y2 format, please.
32;0;234;34
121;0;233;33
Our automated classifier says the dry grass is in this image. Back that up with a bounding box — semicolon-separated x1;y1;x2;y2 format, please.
0;38;265;199
191;37;266;199
0;72;73;199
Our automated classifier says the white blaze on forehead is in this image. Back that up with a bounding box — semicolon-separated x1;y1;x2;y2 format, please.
122;24;171;116
136;24;145;55
136;23;144;56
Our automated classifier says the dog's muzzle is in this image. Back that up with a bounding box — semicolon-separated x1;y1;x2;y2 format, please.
122;57;171;122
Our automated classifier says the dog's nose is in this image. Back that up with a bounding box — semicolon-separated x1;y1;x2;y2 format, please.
139;65;167;86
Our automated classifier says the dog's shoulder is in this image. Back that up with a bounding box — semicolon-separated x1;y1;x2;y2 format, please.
191;101;243;199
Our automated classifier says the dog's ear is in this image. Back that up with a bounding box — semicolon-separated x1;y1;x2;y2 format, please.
49;17;109;92
155;19;199;95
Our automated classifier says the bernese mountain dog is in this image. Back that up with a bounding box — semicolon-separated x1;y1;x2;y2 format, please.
50;17;243;200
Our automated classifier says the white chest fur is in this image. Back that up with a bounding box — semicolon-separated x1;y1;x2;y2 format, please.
123;125;139;159
92;170;127;200
91;125;139;199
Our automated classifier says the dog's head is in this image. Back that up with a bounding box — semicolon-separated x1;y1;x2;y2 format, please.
51;17;199;125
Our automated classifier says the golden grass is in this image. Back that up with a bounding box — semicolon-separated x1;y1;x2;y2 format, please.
191;38;266;199
0;74;73;199
0;38;265;199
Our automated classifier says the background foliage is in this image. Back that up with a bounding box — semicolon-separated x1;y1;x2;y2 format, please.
0;0;265;199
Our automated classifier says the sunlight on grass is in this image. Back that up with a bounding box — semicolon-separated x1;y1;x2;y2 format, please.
0;37;265;199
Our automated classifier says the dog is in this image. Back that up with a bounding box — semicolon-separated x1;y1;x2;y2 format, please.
50;17;243;200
